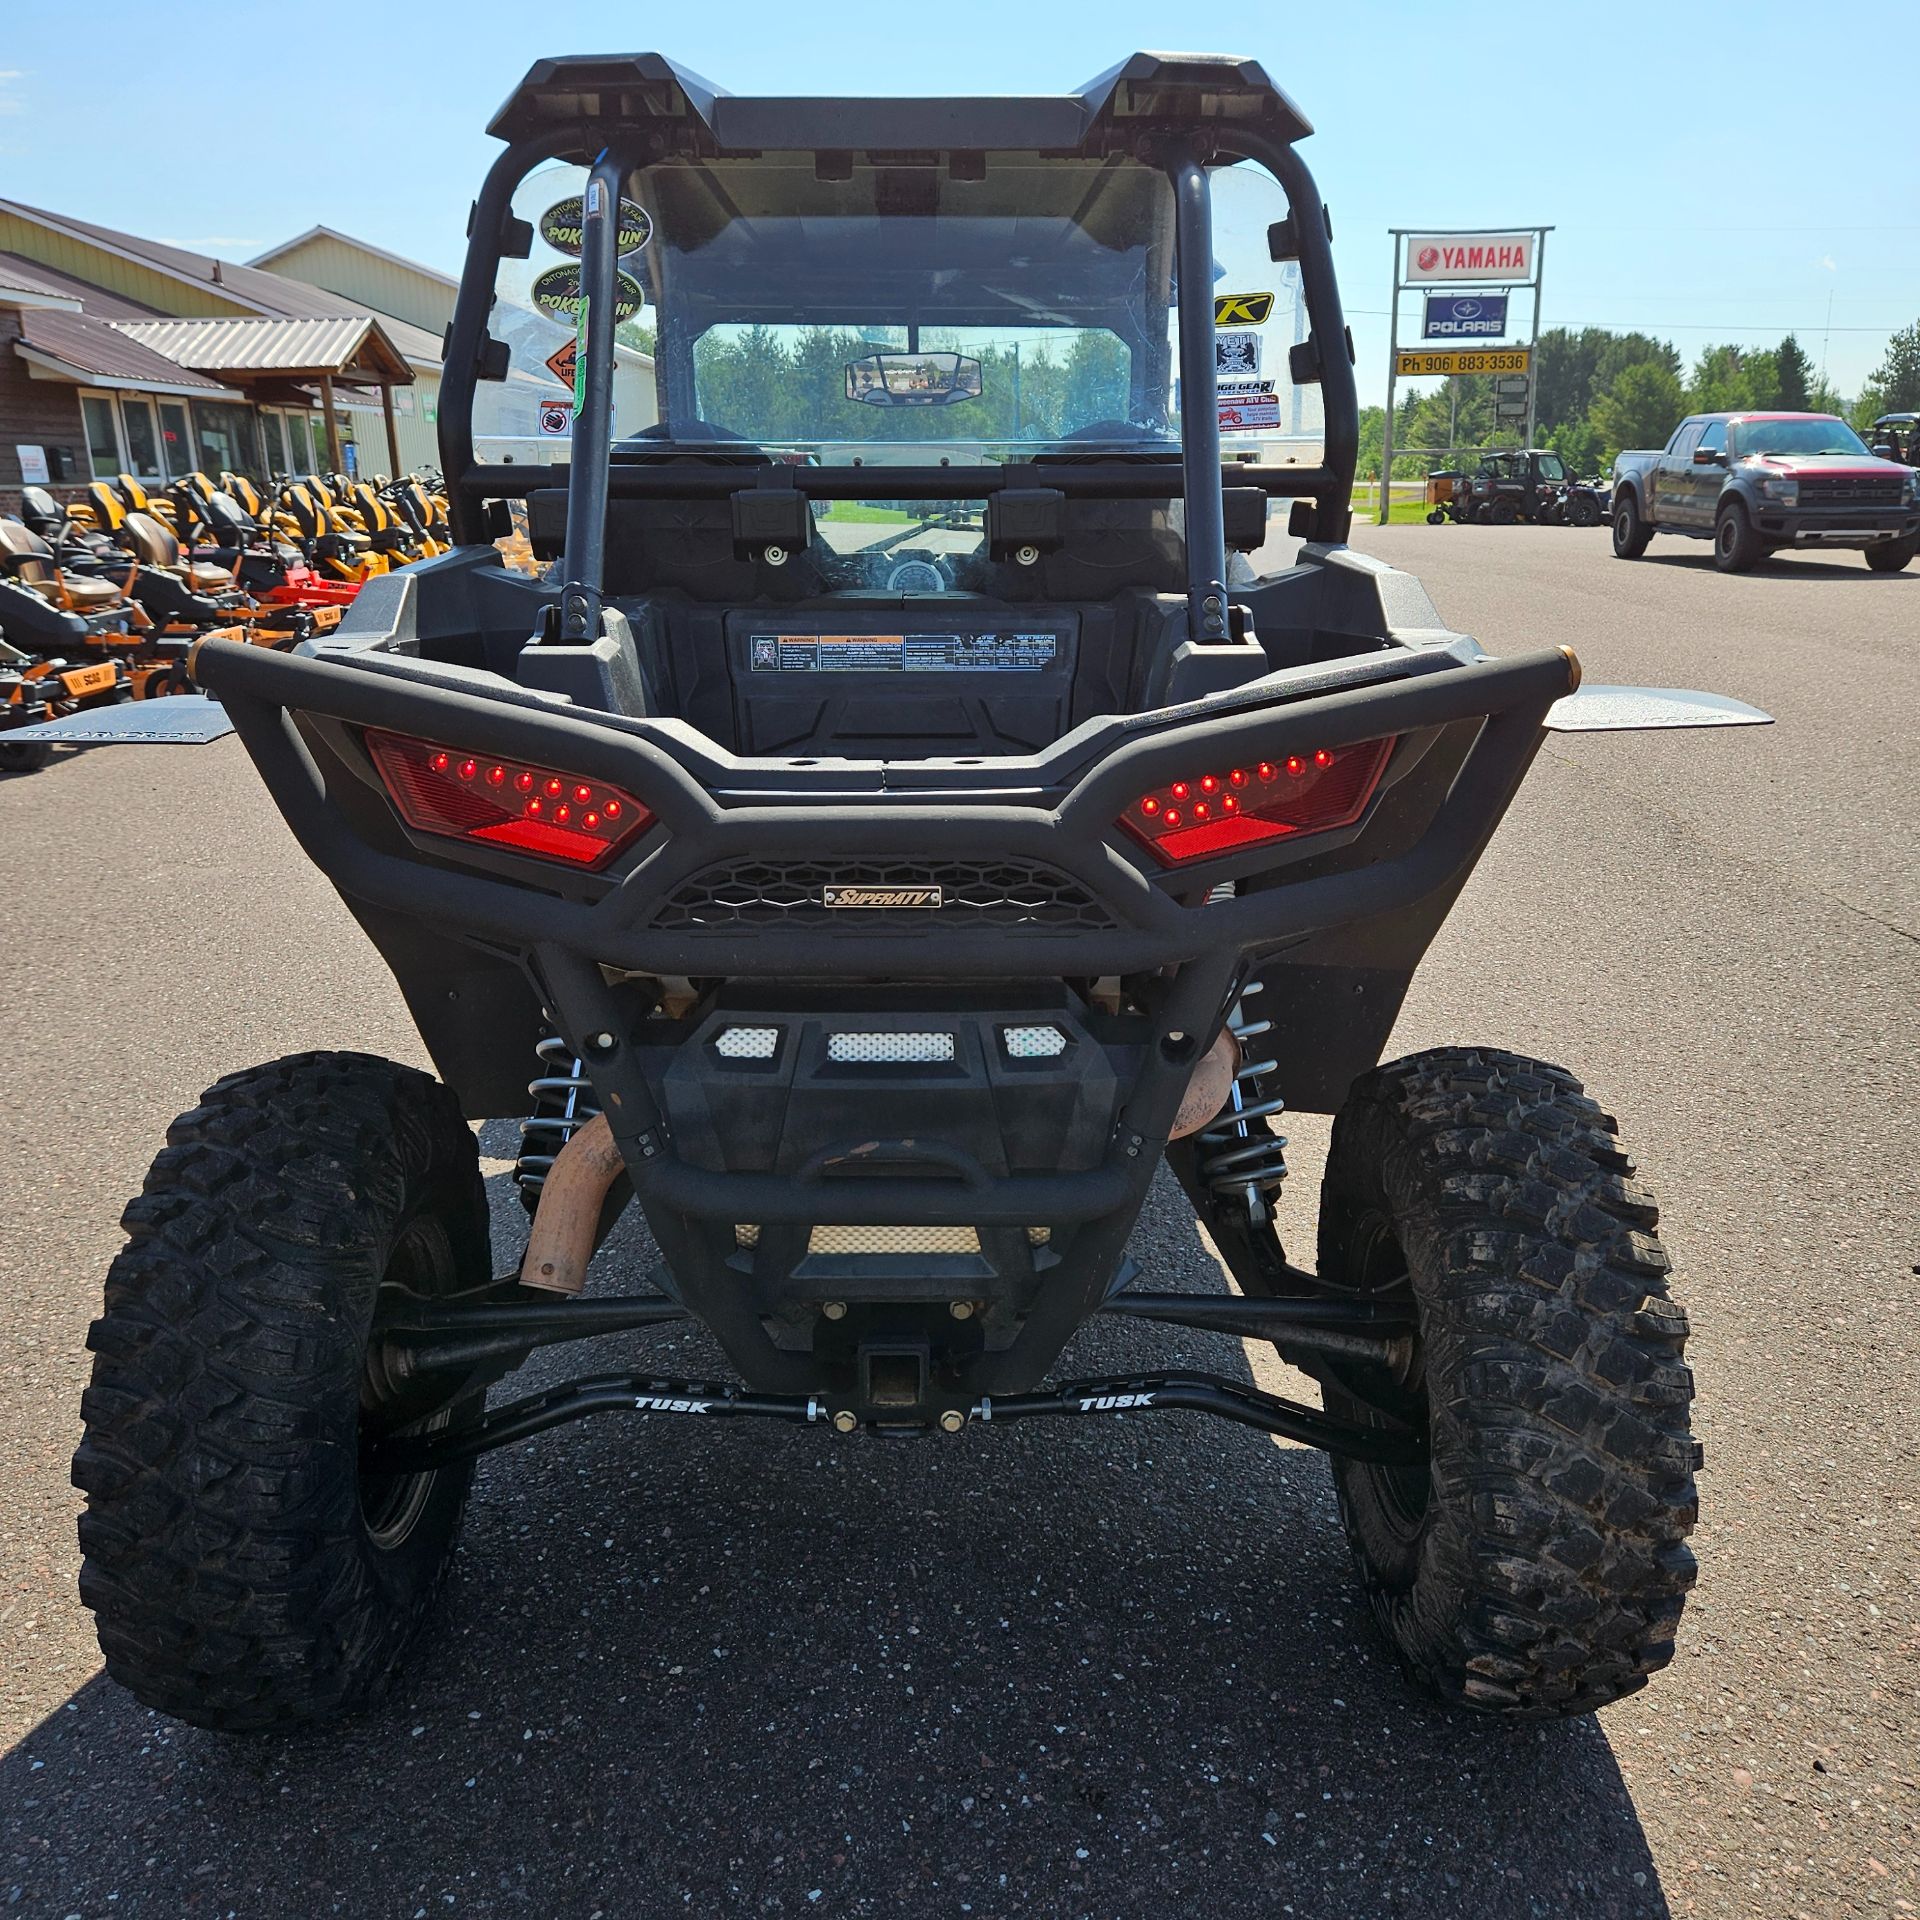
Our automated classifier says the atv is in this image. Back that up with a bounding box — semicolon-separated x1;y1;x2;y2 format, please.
71;50;1769;1734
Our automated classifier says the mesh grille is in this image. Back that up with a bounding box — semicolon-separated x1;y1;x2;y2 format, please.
715;1025;780;1059
1003;1024;1067;1059
827;1030;955;1064
808;1225;981;1255
652;858;1115;932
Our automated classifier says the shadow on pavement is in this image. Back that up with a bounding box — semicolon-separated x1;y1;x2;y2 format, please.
4;1165;1671;1920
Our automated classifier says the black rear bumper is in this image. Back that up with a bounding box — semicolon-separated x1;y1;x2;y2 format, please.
193;634;1572;1399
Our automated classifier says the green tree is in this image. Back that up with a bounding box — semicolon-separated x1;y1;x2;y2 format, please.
1687;343;1760;413
1590;360;1686;465
1862;319;1920;414
1775;334;1813;410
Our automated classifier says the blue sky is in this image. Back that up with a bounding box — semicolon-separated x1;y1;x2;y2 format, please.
3;2;1914;406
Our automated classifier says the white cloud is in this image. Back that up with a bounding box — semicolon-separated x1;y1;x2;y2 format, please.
1818;254;1837;272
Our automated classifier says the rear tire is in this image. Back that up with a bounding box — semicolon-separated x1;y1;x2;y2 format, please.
72;1051;489;1731
1612;491;1652;558
0;739;53;773
1316;1047;1698;1716
1864;536;1916;573
1713;501;1764;572
1565;492;1601;529
1489;498;1518;526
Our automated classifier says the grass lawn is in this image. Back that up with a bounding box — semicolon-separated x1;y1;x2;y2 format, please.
817;502;914;524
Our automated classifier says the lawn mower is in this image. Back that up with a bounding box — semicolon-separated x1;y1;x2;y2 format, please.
71;50;1769;1737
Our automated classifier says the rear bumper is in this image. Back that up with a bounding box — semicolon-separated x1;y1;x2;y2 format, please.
192;634;1571;1398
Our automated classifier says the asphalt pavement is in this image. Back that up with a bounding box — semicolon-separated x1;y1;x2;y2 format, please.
1;525;1914;1919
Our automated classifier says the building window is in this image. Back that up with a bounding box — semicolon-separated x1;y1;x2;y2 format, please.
157;402;191;479
121;398;163;481
80;393;122;478
192;401;261;480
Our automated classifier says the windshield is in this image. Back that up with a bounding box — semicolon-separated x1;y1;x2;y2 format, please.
473;154;1322;482
1732;416;1871;459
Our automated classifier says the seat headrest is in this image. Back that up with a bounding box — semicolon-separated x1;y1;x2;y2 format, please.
123;511;180;568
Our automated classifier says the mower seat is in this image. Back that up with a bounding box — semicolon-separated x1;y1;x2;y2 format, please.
122;511;236;589
0;519;125;609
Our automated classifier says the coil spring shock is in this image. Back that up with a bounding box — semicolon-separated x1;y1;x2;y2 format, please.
514;1033;600;1212
1196;979;1289;1227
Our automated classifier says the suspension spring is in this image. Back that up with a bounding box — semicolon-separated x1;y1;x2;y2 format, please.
514;1032;600;1211
1196;978;1289;1226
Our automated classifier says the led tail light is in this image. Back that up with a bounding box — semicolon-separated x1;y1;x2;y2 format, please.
365;730;654;870
1120;736;1396;865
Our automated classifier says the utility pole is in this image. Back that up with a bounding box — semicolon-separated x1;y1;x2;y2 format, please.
1378;233;1401;525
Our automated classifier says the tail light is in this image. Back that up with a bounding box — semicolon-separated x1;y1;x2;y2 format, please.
1119;736;1396;865
365;730;654;870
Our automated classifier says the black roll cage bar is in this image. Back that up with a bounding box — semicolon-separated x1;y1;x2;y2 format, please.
437;120;1359;616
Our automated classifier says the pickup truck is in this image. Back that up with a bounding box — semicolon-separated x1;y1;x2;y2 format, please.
1612;411;1920;573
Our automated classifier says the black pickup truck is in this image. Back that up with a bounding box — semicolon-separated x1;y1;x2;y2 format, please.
1612;411;1920;572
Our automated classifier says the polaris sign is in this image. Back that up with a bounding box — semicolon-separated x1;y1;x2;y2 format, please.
1423;294;1509;340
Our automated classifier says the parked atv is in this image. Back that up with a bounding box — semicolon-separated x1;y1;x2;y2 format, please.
72;50;1769;1736
1468;449;1604;527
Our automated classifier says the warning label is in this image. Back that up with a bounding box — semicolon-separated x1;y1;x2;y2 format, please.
748;632;1058;673
1217;381;1282;432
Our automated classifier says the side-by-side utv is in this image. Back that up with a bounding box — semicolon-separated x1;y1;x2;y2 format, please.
71;52;1768;1733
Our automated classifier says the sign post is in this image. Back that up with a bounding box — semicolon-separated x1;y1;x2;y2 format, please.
1377;225;1551;524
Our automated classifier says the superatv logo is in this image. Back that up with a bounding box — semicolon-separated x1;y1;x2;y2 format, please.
821;886;944;910
632;1394;712;1414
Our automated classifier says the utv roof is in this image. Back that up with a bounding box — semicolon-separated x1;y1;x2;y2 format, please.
486;50;1312;155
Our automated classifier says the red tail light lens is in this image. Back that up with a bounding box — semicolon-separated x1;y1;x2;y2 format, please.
366;730;654;870
1120;736;1396;865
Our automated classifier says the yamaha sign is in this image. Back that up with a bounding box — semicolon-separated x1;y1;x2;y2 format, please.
1404;233;1537;284
1423;293;1509;339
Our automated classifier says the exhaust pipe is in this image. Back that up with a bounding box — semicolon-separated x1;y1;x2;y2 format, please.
520;1110;626;1295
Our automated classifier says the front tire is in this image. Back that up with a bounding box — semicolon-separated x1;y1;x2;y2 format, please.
73;1052;489;1731
1316;1048;1698;1716
1713;501;1764;572
1612;491;1652;558
1865;536;1916;573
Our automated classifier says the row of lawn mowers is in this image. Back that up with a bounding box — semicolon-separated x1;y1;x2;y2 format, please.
1424;449;1610;527
0;468;449;772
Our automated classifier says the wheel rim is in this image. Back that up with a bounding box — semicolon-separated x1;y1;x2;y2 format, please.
358;1216;460;1551
1616;506;1633;544
1718;517;1733;555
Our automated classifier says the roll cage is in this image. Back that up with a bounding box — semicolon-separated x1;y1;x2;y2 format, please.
436;51;1359;646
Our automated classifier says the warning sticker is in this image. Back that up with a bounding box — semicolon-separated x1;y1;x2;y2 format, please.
1214;291;1275;326
537;399;574;437
1216;330;1262;377
748;632;1058;673
544;339;577;388
1216;381;1282;432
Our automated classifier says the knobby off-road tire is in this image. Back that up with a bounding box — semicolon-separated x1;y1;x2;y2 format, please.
73;1052;490;1732
1315;1048;1698;1716
1611;490;1652;558
1864;535;1916;573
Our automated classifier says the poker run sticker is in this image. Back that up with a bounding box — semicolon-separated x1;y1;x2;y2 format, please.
1214;291;1274;326
1216;330;1262;377
1217;381;1281;432
538;195;651;258
530;264;646;325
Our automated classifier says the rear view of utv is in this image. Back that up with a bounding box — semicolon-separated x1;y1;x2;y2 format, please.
77;52;1750;1734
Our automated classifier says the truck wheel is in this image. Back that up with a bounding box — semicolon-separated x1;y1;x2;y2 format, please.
1611;492;1652;558
1713;502;1764;572
1566;493;1601;529
72;1052;489;1732
1315;1047;1697;1716
1864;536;1916;573
1489;498;1518;526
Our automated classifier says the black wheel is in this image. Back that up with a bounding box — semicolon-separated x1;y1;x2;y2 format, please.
1473;504;1493;526
0;738;53;773
1425;509;1445;525
1713;501;1764;573
1612;491;1652;558
1315;1048;1697;1716
1864;536;1916;573
141;664;193;699
1489;498;1518;525
1565;492;1601;529
73;1052;490;1731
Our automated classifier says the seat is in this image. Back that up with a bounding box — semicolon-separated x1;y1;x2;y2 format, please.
0;517;126;611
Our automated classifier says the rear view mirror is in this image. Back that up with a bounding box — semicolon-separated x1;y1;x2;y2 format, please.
1692;446;1725;466
1870;443;1896;460
844;351;983;409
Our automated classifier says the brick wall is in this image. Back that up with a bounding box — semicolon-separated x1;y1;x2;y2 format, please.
0;312;89;514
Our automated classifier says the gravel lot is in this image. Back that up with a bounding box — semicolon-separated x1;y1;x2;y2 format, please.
2;526;1914;1918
